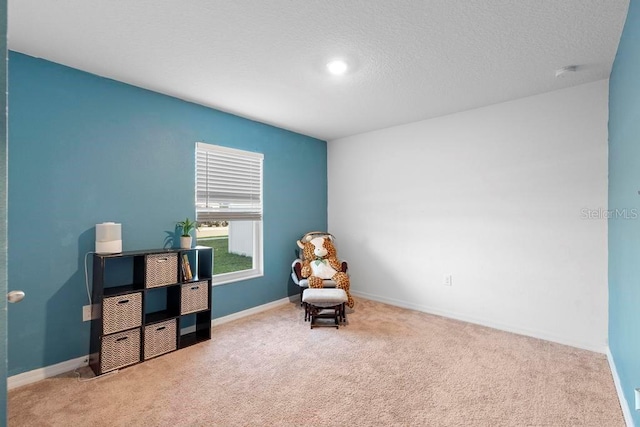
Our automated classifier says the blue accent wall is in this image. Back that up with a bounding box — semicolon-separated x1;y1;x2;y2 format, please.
8;52;327;375
1;0;8;423
609;0;640;424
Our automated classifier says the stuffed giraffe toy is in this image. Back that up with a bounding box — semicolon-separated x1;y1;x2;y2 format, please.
297;234;354;308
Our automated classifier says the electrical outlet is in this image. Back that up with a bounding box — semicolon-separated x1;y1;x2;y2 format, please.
83;304;100;322
635;388;640;411
444;275;453;286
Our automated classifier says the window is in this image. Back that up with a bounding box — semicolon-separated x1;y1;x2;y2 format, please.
195;142;263;285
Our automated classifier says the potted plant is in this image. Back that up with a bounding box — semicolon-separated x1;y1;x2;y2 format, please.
177;217;197;249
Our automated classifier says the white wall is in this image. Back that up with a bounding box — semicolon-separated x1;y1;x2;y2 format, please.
328;80;608;352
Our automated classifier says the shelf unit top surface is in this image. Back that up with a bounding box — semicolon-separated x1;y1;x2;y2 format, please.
95;246;212;259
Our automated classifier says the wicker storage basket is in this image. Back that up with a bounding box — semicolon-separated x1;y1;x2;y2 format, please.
144;319;177;360
181;281;209;314
102;293;142;335
100;328;141;373
145;253;178;288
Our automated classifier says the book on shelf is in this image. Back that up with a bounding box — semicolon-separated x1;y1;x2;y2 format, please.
182;253;193;280
180;260;188;281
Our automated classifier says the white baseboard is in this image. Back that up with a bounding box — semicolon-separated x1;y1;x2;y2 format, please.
211;296;291;327
180;325;196;335
607;347;635;427
351;290;607;354
7;355;88;390
9;297;292;390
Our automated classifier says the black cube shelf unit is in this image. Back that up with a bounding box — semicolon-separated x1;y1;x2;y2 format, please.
89;246;213;376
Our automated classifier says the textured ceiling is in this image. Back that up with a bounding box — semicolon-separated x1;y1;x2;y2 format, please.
8;0;629;141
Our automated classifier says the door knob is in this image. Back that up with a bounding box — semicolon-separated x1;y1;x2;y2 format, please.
7;290;25;303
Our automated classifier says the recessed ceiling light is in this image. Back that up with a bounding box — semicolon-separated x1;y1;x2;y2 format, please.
555;65;577;78
327;60;348;75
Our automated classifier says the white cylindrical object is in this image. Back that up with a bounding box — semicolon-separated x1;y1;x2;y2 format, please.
96;222;122;254
96;239;122;254
96;222;121;241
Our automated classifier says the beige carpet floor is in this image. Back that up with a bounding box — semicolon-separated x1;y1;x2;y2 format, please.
8;298;624;427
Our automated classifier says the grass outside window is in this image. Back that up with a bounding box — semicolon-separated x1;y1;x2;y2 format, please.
197;237;253;275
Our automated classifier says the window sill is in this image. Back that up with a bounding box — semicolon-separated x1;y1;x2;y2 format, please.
212;269;263;286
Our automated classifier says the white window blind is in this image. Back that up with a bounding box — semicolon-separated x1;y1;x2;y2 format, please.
196;142;263;222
